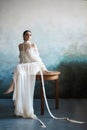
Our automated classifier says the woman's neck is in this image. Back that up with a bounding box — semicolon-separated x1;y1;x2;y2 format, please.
24;40;31;44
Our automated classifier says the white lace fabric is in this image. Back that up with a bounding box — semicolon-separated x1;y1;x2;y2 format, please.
12;42;85;128
12;42;47;127
13;62;39;118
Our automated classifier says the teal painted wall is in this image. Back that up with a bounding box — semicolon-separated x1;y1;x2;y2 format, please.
0;0;87;98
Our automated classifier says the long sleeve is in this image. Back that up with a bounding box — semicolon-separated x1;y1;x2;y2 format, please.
28;44;47;71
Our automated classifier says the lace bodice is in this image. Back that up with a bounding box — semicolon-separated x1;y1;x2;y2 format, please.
19;42;47;71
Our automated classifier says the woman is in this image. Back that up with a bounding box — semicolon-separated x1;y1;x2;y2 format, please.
4;30;48;126
5;30;83;128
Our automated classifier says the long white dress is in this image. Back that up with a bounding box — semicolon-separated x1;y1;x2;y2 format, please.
12;41;84;128
13;41;46;117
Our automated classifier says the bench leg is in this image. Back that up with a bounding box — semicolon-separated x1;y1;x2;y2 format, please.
41;81;44;115
40;78;59;115
55;79;59;109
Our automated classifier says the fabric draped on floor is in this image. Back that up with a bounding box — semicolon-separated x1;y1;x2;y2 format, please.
12;62;85;128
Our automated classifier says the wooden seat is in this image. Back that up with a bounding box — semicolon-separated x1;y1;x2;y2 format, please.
36;71;61;115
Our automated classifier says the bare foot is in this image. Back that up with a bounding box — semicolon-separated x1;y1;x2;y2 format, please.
4;88;13;95
4;81;14;95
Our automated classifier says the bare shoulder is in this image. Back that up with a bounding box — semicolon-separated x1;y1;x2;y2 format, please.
18;43;23;51
18;43;30;51
19;43;23;47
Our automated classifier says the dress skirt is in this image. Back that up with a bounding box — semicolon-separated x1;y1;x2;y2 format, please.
13;62;40;118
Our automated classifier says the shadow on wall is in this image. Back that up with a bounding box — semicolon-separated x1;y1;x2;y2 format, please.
58;61;87;98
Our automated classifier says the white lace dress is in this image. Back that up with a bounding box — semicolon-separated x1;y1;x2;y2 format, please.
13;42;47;118
12;42;82;128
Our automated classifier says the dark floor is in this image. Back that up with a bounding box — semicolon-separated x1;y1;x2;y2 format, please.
0;98;87;130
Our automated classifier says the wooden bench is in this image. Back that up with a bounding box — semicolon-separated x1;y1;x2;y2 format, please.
36;71;61;115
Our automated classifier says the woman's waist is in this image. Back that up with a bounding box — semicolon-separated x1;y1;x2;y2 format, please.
15;62;40;74
17;61;39;68
20;57;36;63
20;61;36;63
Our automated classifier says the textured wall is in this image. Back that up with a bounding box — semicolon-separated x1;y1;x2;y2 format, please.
0;0;87;98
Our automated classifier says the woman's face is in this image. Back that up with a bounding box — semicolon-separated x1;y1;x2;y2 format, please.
23;32;32;41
